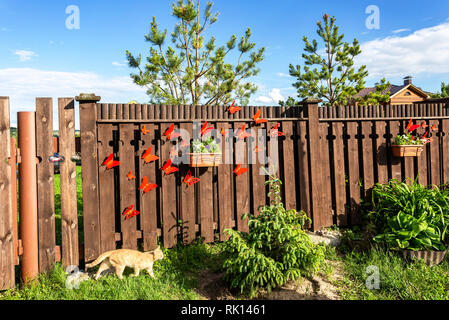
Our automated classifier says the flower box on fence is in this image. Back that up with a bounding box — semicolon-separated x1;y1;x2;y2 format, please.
391;145;424;157
188;153;222;167
401;249;447;267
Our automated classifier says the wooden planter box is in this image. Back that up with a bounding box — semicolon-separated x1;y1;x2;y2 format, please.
391;145;424;157
401;249;447;267
189;153;221;167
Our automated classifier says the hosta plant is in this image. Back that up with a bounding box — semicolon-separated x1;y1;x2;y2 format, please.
369;178;449;251
190;137;221;154
222;169;324;297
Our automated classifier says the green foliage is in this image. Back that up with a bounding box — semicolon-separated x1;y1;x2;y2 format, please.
126;0;265;106
287;14;376;107
430;82;449;98
190;137;221;153
393;133;425;145
358;78;391;106
222;170;324;297
369;179;449;251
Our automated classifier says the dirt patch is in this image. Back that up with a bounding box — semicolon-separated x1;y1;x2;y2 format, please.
259;260;344;300
196;260;345;300
196;270;235;300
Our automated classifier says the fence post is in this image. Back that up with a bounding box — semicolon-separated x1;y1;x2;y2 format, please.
18;111;39;283
302;98;323;231
0;97;15;290
76;93;101;263
36;98;56;273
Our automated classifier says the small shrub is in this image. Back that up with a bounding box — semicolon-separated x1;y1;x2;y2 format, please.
222;170;324;297
369;178;449;251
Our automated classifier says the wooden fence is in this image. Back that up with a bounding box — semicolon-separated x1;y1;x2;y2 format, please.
1;95;449;290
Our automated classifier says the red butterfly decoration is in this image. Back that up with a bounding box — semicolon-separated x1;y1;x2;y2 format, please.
270;123;285;137
127;171;136;180
201;121;214;136
234;164;249;176
102;153;120;170
431;124;437;131
183;170;200;187
161;158;179;175
142;145;159;164
228;101;241;114
123;205;140;220
406;119;420;132
165;124;181;141
139;176;158;193
237;124;252;140
253;109;267;125
254;145;261;153
421;122;428;129
141;125;151;135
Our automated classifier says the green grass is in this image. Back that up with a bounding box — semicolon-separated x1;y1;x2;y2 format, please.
337;245;449;300
1;241;227;300
53;165;84;245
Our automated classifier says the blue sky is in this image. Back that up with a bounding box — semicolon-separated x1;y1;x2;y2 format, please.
1;0;449;126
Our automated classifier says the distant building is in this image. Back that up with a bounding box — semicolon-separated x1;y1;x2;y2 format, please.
354;76;430;105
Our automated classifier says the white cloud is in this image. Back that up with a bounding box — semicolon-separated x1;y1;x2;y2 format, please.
356;22;449;78
276;72;291;78
255;88;284;104
392;28;410;34
0;68;147;127
14;50;38;62
112;61;127;67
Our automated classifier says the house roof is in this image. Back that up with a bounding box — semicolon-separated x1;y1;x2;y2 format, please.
354;83;430;99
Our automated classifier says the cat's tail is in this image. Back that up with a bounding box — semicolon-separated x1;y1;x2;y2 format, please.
85;251;114;269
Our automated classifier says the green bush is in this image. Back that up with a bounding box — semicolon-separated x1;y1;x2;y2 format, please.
369;178;449;251
222;171;324;297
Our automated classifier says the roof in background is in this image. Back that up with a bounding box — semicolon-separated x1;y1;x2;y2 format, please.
355;83;431;98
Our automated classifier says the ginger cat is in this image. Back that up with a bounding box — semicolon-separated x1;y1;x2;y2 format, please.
86;246;164;280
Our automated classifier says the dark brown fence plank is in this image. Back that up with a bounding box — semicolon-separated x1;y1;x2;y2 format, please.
332;121;347;225
217;123;233;241
78;95;101;263
442;119;449;183
297;121;310;218
234;121;250;233
318;122;333;226
389;121;402;181
140;123;160;250
347;121;361;225
361;121;375;193
58;98;79;267
403;120;414;182
250;122;267;215
429;119;440;185
160;123;178;248
376;121;389;184
0;97;14;290
199;167;214;243
179;122;196;244
97;124;117;253
119;123;138;249
36;98;56;272
281;121;296;210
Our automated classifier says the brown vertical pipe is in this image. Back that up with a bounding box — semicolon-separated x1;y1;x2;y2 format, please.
10;138;18;265
18;112;39;282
